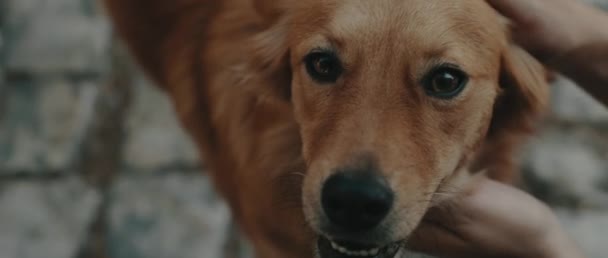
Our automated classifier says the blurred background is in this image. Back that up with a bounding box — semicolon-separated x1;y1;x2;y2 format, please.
0;0;607;258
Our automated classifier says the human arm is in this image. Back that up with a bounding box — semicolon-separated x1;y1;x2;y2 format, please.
487;0;608;106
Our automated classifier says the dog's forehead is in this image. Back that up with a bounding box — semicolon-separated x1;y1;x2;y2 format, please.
298;0;506;53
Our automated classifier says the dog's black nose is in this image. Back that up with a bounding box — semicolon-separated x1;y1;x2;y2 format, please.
321;171;393;232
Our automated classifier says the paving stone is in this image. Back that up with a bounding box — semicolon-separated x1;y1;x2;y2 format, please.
108;172;230;258
3;0;110;74
1;26;7;122
0;69;6;124
0;176;101;258
123;76;200;171
550;78;608;123
0;78;98;173
522;125;608;209
557;210;608;258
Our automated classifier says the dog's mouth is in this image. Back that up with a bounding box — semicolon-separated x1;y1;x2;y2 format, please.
317;236;401;258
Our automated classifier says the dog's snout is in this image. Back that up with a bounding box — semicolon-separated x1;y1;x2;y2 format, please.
321;171;393;232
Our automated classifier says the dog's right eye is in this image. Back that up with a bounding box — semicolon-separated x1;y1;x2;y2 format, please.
304;52;343;83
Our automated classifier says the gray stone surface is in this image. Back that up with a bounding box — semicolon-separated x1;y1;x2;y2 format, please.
0;78;98;173
3;0;110;74
523;125;608;209
550;78;608;123
557;210;608;258
124;76;200;171
0;177;100;258
108;172;231;258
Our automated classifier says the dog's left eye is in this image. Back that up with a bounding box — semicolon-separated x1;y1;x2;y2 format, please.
423;66;468;99
304;51;343;83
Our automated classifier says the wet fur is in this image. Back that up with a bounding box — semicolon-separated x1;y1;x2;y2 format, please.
102;0;548;257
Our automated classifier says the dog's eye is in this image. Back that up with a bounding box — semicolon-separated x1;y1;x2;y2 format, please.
304;52;343;83
423;66;468;99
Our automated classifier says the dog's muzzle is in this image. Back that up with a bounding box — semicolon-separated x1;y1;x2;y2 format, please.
316;170;401;258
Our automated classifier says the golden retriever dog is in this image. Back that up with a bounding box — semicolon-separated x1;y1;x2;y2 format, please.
102;0;548;257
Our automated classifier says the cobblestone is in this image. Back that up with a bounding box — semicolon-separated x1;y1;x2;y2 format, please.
557;210;608;258
550;78;608;123
3;0;110;74
107;172;230;258
0;177;100;258
523;125;608;209
0;79;98;173
124;76;200;171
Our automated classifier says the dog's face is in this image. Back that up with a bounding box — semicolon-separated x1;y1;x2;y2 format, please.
254;0;547;257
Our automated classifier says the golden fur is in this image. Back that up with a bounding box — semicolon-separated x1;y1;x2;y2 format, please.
102;0;549;257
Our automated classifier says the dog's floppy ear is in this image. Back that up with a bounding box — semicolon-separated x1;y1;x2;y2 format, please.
480;45;549;182
490;46;549;136
102;0;216;87
247;1;293;101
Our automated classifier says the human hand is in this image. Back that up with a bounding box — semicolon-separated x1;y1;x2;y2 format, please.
408;177;584;258
487;0;608;63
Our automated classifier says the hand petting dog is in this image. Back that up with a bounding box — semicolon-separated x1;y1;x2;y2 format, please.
409;1;608;257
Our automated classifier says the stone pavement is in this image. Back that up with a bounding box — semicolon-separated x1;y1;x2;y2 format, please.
0;0;607;258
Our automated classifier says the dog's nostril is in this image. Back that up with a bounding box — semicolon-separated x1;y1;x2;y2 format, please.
321;171;393;232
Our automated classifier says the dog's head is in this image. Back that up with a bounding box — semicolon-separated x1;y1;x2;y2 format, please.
252;0;548;257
